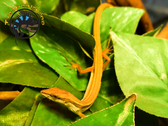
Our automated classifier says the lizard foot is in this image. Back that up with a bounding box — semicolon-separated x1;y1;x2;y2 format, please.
102;37;115;55
61;53;80;71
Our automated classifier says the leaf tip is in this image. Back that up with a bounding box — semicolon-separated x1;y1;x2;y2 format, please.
130;93;137;101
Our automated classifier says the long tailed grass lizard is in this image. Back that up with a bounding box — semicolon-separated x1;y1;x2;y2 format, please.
41;3;113;118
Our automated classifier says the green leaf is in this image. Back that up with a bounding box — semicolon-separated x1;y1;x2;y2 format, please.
79;13;95;34
24;90;43;126
63;0;100;14
79;7;144;44
43;13;95;58
79;7;144;59
0;87;42;126
143;24;163;37
30;99;77;126
101;7;144;43
71;94;136;126
0;35;58;88
0;0;59;22
111;31;168;118
43;7;144;58
0;78;83;126
54;0;100;16
31;0;59;14
0;0;27;22
61;11;87;28
30;25;91;91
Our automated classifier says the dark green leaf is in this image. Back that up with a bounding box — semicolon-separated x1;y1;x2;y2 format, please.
30;25;91;91
43;13;95;57
30;98;77;126
143;24;163;37
25;90;43;126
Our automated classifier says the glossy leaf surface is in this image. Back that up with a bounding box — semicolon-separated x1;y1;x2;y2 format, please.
112;31;168;118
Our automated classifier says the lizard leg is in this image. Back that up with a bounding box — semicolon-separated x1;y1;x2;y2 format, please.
78;111;86;118
62;54;93;74
102;37;114;70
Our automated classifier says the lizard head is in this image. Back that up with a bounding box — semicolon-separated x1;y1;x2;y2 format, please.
40;87;87;115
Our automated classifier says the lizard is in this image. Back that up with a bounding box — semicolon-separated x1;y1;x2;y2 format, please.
40;3;113;118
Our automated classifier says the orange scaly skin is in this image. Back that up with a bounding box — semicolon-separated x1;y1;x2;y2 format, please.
40;3;113;118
